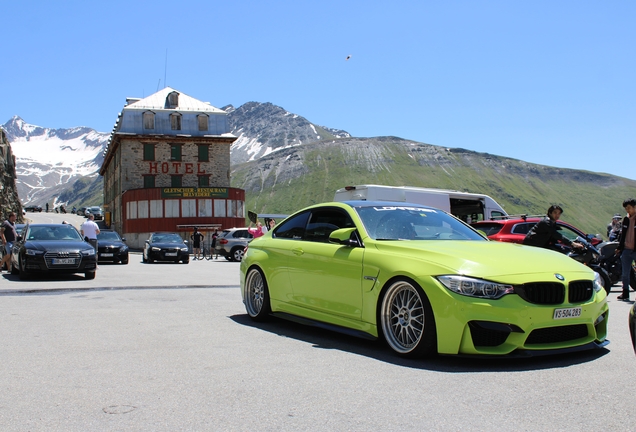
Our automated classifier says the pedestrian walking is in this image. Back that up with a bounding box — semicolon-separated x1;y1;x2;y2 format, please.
81;213;100;256
1;212;18;273
191;227;204;260
211;229;220;260
616;198;636;301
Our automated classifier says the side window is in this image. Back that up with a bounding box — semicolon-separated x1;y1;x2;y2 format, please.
557;225;579;242
234;230;252;239
305;208;355;243
274;211;310;239
512;223;533;235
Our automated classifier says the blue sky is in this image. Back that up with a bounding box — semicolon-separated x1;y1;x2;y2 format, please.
3;1;635;179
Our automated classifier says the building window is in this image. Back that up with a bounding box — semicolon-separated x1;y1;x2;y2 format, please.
198;199;212;217
167;91;179;108
143;143;155;161
182;199;196;217
170;144;182;161
143;175;155;188
165;199;180;218
171;175;182;187
127;201;138;219
197;144;209;162
198;175;209;187
138;200;149;218
170;113;182;130
143;111;155;129
150;200;163;218
197;114;208;131
214;199;226;217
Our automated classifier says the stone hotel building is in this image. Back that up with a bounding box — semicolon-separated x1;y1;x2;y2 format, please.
99;87;243;249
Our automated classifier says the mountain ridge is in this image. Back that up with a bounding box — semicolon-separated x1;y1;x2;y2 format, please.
3;102;636;236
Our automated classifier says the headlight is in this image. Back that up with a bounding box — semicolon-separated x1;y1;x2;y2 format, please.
437;275;514;299
26;249;44;256
593;272;603;293
152;247;161;251
119;245;128;252
81;249;95;256
180;247;189;251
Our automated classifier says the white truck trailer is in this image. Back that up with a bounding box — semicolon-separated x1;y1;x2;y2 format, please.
334;184;507;222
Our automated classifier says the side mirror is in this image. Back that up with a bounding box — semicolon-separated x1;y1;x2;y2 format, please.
121;237;127;242
329;228;359;247
16;235;22;242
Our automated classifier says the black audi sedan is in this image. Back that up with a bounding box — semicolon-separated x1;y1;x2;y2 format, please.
96;230;129;264
143;232;189;264
10;223;97;280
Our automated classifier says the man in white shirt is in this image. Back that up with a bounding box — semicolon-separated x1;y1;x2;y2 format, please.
81;213;100;254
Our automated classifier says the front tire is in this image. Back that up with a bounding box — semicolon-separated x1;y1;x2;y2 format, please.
231;247;245;262
85;271;96;280
244;267;271;321
379;279;437;358
18;257;29;281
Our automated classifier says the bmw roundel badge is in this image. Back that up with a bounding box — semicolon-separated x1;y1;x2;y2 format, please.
554;273;565;281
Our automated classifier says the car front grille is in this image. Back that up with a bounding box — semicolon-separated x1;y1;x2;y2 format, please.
525;324;588;345
515;282;565;305
568;280;594;303
44;252;82;269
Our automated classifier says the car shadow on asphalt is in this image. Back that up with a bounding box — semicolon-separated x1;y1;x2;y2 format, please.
229;313;609;372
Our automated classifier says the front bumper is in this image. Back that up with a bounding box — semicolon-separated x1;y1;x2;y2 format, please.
431;285;609;356
98;249;129;262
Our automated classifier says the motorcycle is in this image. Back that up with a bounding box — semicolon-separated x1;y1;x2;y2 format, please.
567;236;613;295
597;240;636;292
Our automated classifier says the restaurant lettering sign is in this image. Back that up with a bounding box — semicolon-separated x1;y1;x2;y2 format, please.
161;187;229;198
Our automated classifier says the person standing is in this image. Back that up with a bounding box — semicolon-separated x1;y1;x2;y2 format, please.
248;221;264;239
616;198;636;301
1;212;18;273
81;213;100;255
211;229;219;260
523;205;582;252
191;227;204;260
608;214;622;242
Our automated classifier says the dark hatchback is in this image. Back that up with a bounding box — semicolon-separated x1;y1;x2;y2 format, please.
10;223;97;280
96;230;129;264
143;232;189;264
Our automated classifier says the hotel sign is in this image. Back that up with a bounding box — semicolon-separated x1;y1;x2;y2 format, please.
161;187;229;198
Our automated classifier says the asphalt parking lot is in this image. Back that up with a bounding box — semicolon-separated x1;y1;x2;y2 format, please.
1;213;635;430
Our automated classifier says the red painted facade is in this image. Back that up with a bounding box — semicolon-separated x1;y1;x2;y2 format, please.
121;187;246;234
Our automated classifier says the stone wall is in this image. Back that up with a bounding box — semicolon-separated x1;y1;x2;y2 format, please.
0;128;23;223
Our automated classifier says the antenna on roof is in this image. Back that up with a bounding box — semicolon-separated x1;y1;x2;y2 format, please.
157;79;161;91
164;48;168;88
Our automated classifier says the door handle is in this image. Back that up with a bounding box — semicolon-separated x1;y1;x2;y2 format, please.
292;248;304;256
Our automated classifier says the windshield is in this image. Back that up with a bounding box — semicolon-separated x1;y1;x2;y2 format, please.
151;234;183;243
355;205;485;241
26;225;83;241
97;231;122;241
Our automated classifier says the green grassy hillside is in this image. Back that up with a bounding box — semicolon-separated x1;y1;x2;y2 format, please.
232;137;636;238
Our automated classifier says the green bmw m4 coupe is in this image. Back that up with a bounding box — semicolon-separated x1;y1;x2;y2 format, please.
240;201;609;358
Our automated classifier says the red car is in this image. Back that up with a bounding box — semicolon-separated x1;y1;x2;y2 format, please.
471;216;603;246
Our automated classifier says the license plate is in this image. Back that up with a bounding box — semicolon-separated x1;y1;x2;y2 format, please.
553;307;582;319
52;258;75;265
165;252;178;256
101;253;113;257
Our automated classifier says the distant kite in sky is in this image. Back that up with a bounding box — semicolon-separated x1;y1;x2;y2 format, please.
346;55;351;61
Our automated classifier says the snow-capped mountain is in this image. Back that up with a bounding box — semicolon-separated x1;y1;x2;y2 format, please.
1;104;350;208
224;102;350;165
1;116;108;207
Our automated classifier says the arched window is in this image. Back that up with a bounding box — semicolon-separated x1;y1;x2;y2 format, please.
170;113;182;130
166;92;179;108
197;114;209;131
143;111;155;129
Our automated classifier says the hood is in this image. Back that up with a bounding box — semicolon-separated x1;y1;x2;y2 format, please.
25;240;93;251
97;240;126;248
149;241;187;249
373;240;592;279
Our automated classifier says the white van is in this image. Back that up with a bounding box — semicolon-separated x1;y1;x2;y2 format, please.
334;184;507;222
